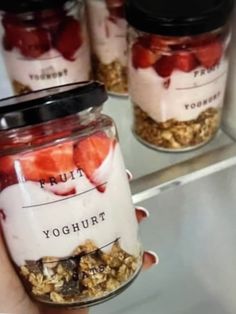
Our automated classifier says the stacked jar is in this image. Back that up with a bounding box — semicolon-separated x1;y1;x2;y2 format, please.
126;0;233;151
0;0;91;95
86;0;128;96
0;82;142;307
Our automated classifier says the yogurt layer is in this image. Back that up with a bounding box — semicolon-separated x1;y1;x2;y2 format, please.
4;38;91;91
87;0;127;66
0;145;140;266
129;58;229;122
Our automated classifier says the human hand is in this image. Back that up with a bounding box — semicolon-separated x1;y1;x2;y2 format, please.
0;171;158;314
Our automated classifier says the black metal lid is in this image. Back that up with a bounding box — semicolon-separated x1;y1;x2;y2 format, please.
0;81;108;131
125;0;234;36
0;0;69;13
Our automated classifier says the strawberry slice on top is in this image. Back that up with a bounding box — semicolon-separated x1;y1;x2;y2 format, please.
132;42;159;69
195;40;223;69
175;52;198;72
74;133;115;192
53;17;83;61
20;142;75;182
2;16;51;58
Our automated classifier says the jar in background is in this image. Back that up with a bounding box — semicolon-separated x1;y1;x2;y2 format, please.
0;82;142;307
86;0;128;96
222;7;236;139
126;0;233;152
0;0;91;95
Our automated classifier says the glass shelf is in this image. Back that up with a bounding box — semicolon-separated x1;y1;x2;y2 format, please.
103;96;236;203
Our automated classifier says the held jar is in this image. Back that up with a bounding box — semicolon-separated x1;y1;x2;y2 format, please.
126;0;233;152
86;0;128;96
0;0;91;95
0;82;142;308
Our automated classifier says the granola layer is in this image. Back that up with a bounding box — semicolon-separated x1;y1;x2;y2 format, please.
20;240;139;305
12;80;32;95
133;105;220;150
93;56;128;95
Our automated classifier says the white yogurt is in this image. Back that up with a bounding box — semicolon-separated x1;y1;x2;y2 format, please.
129;58;229;122
87;0;127;66
0;145;140;266
3;28;91;92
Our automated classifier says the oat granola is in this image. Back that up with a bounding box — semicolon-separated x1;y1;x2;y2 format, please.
20;239;139;304
133;105;220;150
93;56;128;95
12;80;32;95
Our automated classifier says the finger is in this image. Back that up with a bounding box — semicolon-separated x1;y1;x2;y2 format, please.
0;226;39;314
135;206;149;223
126;169;133;181
142;251;159;271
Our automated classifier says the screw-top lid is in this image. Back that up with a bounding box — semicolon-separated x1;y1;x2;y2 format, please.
0;81;108;131
0;0;70;13
125;0;234;36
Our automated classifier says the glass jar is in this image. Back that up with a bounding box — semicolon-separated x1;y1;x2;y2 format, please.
222;7;236;139
126;0;233;152
0;82;142;308
0;0;91;95
86;0;128;96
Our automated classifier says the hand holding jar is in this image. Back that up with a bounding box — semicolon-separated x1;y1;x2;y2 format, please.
0;82;158;311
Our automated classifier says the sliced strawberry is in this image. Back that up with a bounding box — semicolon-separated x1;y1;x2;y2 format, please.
53;17;82;61
2;17;50;58
175;52;198;72
132;42;159;69
74;133;114;192
155;55;176;78
195;40;223;69
136;35;151;49
35;9;65;33
108;6;125;19
20;142;75;182
149;35;170;52
0;209;6;221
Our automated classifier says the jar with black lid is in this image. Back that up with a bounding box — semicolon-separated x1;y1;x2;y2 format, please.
126;0;234;151
0;0;91;95
86;0;128;96
0;82;142;308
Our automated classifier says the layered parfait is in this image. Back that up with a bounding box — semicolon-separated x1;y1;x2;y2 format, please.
1;3;91;95
86;0;128;95
129;29;230;150
0;130;141;305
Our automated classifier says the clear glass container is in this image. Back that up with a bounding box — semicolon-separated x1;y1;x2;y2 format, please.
86;0;128;96
0;0;91;95
0;82;142;308
126;0;233;152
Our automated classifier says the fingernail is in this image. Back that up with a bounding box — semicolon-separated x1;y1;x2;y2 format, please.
135;206;150;219
145;251;159;265
126;169;133;181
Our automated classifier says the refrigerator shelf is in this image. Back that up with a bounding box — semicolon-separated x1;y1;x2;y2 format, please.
104;96;236;203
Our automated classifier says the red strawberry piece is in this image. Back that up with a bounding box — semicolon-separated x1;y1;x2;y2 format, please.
20;142;75;182
2;16;50;58
54;187;76;197
108;6;125;19
149;35;170;52
175;52;198;72
35;9;65;33
53;17;82;61
132;42;159;69
195;40;223;69
155;55;176;78
74;133;114;193
0;209;6;221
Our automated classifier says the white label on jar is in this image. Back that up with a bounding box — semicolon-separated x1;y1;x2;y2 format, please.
129;58;229;122
3;37;91;93
87;0;127;66
0;143;140;267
